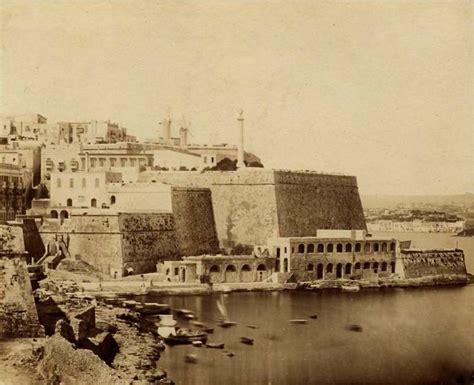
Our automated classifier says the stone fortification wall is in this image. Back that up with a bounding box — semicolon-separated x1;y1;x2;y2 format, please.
21;219;46;262
138;170;367;247
171;188;220;256
400;249;467;279
274;171;367;236
119;213;179;274
39;215;123;276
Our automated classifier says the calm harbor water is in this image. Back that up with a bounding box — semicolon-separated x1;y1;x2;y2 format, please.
155;233;474;385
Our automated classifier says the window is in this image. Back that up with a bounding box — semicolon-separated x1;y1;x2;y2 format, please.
345;243;352;252
110;158;116;167
355;243;361;252
390;242;396;251
317;244;324;253
373;262;379;273
57;178;61;188
174;267;179;276
381;243;387;252
327;244;334;253
307;263;314;271
298;244;305;253
363;262;370;269
69;178;74;188
91;198;97;208
336;243;343;253
66;199;72;207
381;262;387;271
307;244;314;253
111;195;116;205
374;243;380;252
364;243;371;253
354;262;361;270
326;263;333;273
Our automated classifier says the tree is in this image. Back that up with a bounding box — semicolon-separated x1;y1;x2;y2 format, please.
211;157;237;171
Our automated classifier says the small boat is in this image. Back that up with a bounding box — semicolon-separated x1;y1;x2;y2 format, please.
190;320;205;327
192;340;203;347
218;320;237;328
175;308;196;319
226;352;235;357
346;324;363;332
309;314;318;320
136;302;170;315
202;327;214;334
164;328;207;346
122;300;138;308
341;284;360;293
289;319;307;324
247;324;258;329
185;353;198;363
206;342;225;349
240;337;254;345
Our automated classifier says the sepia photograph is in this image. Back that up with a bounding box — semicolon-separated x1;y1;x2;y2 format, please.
0;1;473;384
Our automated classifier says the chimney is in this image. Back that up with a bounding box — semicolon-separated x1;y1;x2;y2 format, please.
159;118;171;141
236;110;245;169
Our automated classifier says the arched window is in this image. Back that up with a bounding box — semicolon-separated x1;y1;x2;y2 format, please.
257;264;267;271
307;244;314;253
298;244;305;254
345;243;352;252
326;263;333;273
381;262;387;271
317;264;324;279
390;262;396;273
210;265;220;273
317;244;324;253
381;243;387;252
110;195;116;205
241;264;251;272
241;264;252;282
364;243;371;253
363;262;370;270
307;263;314;271
60;210;69;219
355;243;361;252
390;242;396;251
336;263;343;278
283;259;289;273
336;243;343;252
354;262;361;270
66;198;72;207
327;244;334;253
373;243;380;252
373;262;379;272
91;198;97;208
345;263;352;275
50;210;58;219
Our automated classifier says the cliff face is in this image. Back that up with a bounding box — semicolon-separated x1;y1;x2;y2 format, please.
400;249;467;279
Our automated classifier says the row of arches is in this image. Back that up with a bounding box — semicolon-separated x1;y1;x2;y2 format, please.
50;210;69;219
58;195;117;211
296;241;396;255
307;261;396;279
209;263;268;283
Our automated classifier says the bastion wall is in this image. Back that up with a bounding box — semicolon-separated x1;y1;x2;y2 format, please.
400;249;467;279
171;188;220;256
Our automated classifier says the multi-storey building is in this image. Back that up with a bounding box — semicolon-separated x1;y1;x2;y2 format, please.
0;164;26;222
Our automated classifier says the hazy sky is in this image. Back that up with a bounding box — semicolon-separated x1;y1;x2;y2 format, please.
1;0;473;195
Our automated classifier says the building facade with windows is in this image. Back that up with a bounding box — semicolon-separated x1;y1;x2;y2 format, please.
267;230;399;282
0;164;26;222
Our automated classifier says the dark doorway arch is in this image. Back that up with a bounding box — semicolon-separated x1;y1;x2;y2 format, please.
354;262;361;271
50;210;58;219
317;244;324;253
317;264;324;279
345;263;352;275
336;243;343;253
240;264;252;282
283;258;289;273
307;263;314;271
327;244;334;253
66;198;72;207
363;262;370;270
381;243;387;252
345;243;352;252
381;262;388;271
256;264;267;281
364;243;371;253
336;263;343;278
373;262;379;273
307;244;314;253
225;265;237;282
390;262;396;273
355;243;361;252
91;198;97;208
60;210;69;219
390;242;396;251
111;195;116;205
298;244;305;254
326;263;333;274
374;243;380;252
209;265;220;283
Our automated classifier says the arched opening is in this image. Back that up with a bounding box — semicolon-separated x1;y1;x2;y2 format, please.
326;263;333;274
298;244;305;254
66;198;73;207
381;243;387;252
257;264;267;281
317;264;324;279
390;262;396;273
50;210;58;219
209;265;220;283
317;244;324;253
373;262;379;273
345;263;352;275
307;263;314;271
363;262;371;270
60;210;69;219
240;264;253;282
354;262;361;270
91;198;97;208
381;262;387;271
327;244;334;253
355;243;361;252
111;195;116;205
390;242;396;251
345;243;352;252
336;243;343;253
307;244;314;253
336;263;343;278
364;243;371;253
224;265;238;283
283;258;289;273
374;243;380;252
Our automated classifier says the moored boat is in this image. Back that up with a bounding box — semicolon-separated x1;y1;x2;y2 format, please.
341;284;360;293
164;328;207;345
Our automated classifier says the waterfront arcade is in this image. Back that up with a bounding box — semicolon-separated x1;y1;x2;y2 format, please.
267;230;398;282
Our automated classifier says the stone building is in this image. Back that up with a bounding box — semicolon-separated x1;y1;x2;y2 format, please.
0;163;26;223
161;255;275;284
267;230;398;282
